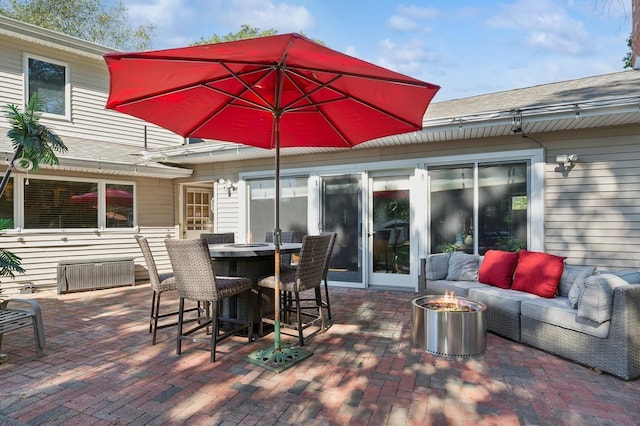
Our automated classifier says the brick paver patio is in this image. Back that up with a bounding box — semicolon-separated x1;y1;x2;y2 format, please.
0;284;638;425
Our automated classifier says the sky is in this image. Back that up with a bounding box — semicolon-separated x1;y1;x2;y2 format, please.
116;0;632;101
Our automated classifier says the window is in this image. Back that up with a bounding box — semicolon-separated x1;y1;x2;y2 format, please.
25;55;69;118
248;177;308;242
185;188;211;231
23;178;134;229
429;162;528;254
105;183;134;228
0;178;14;225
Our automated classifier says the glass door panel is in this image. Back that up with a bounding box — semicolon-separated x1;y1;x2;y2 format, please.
369;175;412;287
320;175;362;284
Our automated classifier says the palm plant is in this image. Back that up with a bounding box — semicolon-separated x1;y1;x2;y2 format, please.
0;94;67;299
0;94;67;197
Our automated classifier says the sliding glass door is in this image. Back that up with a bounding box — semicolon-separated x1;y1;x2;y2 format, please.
320;174;362;284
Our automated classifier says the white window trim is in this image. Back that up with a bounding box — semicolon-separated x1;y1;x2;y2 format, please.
14;174;136;232
238;148;544;252
23;53;71;121
422;148;544;252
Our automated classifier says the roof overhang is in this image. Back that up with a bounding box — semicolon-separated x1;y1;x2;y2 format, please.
144;93;640;165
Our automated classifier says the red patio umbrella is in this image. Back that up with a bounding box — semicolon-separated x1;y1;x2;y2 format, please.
70;188;133;206
104;33;439;371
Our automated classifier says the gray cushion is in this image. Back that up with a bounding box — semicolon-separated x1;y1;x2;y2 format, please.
426;280;489;297
559;265;595;298
520;297;610;338
425;253;450;280
468;286;540;314
577;273;629;323
566;266;597;308
446;252;479;281
599;269;640;284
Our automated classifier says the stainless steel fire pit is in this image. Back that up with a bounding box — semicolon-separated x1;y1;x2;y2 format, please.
412;295;487;357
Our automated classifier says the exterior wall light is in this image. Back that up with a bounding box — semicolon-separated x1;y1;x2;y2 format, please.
555;154;578;169
218;178;237;196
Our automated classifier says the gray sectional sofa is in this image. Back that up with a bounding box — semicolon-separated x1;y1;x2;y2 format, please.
419;251;640;380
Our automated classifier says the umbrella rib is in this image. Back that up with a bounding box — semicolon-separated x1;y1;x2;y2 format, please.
109;66;274;109
185;65;290;137
282;68;425;129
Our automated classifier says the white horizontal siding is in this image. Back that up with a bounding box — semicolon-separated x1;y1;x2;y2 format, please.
0;34;183;150
0;226;178;292
544;126;640;269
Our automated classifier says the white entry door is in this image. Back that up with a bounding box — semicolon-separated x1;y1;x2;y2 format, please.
183;186;212;239
368;174;413;288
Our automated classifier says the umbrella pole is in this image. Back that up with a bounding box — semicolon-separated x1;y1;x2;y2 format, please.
273;131;281;352
246;110;312;372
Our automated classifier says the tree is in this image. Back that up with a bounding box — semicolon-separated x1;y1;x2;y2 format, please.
192;24;324;46
0;0;154;50
192;24;278;45
623;34;633;68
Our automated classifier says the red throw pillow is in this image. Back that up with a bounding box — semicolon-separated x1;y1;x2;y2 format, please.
478;250;519;289
511;250;566;298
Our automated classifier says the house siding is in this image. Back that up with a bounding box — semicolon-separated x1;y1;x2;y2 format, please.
196;125;640;272
0;33;182;150
0;226;178;291
0;171;177;291
544;124;640;269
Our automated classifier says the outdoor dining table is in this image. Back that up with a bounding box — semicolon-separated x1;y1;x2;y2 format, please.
208;242;302;323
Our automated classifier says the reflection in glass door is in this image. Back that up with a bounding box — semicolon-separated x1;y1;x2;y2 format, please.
320;175;362;283
369;175;412;287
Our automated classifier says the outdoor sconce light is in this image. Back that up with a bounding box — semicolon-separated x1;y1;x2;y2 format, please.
218;178;237;196
510;109;522;134
556;154;578;169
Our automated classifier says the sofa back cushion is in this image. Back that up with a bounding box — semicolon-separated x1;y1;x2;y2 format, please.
478;249;519;289
425;253;451;280
511;250;566;298
598;269;640;284
446;252;479;281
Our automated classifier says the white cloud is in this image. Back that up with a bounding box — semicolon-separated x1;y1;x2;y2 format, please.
125;0;195;28
387;15;420;32
222;0;315;33
387;5;440;32
376;38;438;80
486;0;590;55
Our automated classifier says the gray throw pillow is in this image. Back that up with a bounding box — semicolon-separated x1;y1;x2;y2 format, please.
577;273;629;323
564;265;596;305
446;252;479;281
426;253;451;280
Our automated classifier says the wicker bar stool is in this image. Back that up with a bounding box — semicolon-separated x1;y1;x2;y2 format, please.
135;235;199;345
200;232;235;244
258;234;331;346
165;238;253;362
319;231;337;320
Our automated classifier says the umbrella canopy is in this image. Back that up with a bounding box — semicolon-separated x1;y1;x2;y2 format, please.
104;33;439;370
104;33;439;148
70;188;133;206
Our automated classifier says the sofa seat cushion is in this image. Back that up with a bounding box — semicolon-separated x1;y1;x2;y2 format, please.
520;297;610;338
468;286;541;314
427;280;489;298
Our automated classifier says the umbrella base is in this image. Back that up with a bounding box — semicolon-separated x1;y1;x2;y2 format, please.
246;344;312;373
